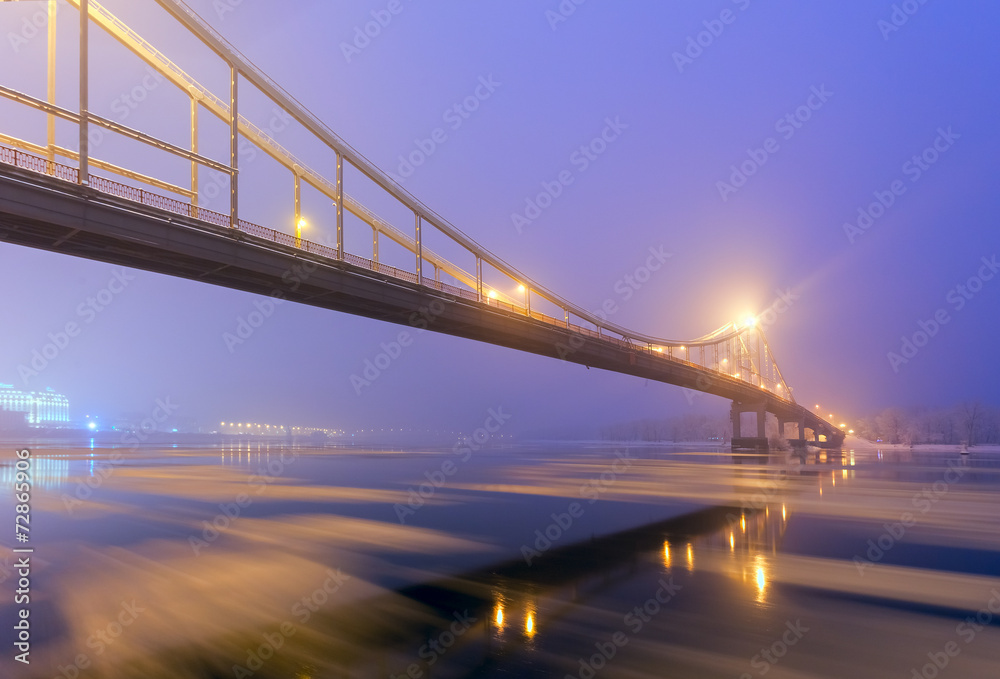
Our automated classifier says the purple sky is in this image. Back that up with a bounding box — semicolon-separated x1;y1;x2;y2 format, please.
1;0;998;433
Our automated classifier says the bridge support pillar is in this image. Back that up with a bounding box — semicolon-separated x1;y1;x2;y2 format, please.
778;418;807;442
731;400;768;451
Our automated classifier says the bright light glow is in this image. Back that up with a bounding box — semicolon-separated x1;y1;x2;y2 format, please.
729;532;735;550
488;290;497;299
679;346;686;351
839;423;847;428
663;541;671;568
87;421;97;430
740;515;746;532
848;429;854;434
495;607;503;627
517;284;525;293
756;566;766;594
655;347;663;353
734;372;740;378
722;358;728;363
297;218;307;230
782;504;786;520
815;404;820;409
686;543;694;571
525;612;535;636
744;317;756;327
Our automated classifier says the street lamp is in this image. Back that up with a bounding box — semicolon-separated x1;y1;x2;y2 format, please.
296;217;307;244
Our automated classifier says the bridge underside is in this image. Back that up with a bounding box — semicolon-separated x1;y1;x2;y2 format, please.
0;166;843;447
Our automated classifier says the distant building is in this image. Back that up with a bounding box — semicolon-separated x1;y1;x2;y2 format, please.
0;384;70;428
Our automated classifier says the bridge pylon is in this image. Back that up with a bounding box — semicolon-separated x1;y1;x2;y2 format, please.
730;400;768;451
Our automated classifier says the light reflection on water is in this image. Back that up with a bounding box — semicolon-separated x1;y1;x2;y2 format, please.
3;442;999;678
0;453;69;489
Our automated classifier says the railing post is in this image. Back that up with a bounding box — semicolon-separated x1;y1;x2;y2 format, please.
47;0;56;163
476;255;483;302
293;173;301;247
336;150;344;258
79;0;89;185
756;330;762;387
414;213;423;285
229;64;238;228
190;96;199;217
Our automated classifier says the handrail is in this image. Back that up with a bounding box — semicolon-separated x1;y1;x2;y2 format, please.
0;143;798;406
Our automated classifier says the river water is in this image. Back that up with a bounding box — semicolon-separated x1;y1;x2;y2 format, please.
1;439;999;678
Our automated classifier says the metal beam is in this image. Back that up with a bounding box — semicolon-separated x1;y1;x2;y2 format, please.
0;133;195;198
335;150;343;258
47;0;56;162
190;97;198;207
293;172;300;247
415;212;422;285
229;64;238;228
79;0;89;185
88;112;234;174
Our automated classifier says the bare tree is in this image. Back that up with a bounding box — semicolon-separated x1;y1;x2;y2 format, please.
876;408;908;444
961;401;982;447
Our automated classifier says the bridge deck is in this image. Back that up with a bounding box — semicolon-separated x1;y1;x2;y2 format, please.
0;157;838;439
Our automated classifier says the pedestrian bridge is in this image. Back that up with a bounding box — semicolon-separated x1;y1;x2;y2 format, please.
0;0;845;448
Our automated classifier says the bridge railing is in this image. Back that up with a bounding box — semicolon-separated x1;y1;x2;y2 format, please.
0;143;795;403
0;147;79;183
